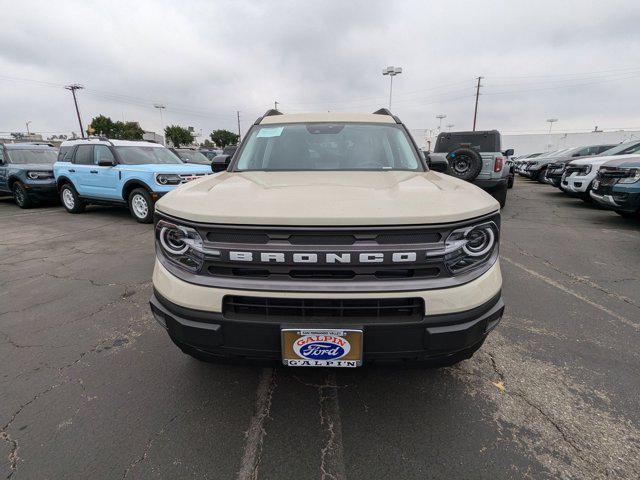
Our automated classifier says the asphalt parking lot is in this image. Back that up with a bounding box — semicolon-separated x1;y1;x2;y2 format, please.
1;178;639;480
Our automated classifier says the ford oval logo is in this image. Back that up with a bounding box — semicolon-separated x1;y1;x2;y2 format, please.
293;334;351;361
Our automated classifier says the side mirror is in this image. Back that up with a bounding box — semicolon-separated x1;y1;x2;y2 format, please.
503;148;514;157
97;159;115;167
211;154;231;173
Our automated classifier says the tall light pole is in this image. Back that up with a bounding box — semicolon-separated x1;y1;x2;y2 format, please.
446;123;454;131
25;121;31;136
382;66;402;110
546;118;558;151
436;114;447;131
65;84;85;138
154;103;166;133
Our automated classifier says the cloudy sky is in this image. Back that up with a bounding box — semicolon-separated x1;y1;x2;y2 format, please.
2;0;640;140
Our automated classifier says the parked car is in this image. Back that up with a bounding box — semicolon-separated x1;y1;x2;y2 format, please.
590;156;640;218
171;148;211;165
199;148;223;160
0;142;59;208
54;139;211;223
150;109;504;367
513;153;543;175
560;141;640;201
519;149;573;179
428;130;513;207
544;144;615;187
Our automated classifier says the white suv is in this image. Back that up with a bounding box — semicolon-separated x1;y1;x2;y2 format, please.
561;141;640;200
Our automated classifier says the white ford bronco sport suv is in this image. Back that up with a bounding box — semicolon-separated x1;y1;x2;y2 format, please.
150;109;504;367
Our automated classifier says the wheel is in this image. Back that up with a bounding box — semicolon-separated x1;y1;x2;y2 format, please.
12;182;33;209
446;147;483;182
492;184;508;208
59;183;86;213
581;182;594;203
615;210;637;219
536;168;547;182
128;188;154;223
507;174;514;189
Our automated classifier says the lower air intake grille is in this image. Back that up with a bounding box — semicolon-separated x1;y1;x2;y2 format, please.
223;296;424;322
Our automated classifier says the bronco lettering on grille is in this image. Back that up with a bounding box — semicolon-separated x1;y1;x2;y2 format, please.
228;251;419;264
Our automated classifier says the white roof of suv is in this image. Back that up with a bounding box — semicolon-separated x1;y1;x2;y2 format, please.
60;138;165;148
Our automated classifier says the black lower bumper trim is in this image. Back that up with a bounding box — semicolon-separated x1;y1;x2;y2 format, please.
150;291;503;363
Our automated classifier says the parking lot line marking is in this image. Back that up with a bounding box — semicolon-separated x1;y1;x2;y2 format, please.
319;372;346;480
502;256;639;331
236;368;276;480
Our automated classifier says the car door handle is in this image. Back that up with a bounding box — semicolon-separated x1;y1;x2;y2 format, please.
68;169;76;173
90;170;98;174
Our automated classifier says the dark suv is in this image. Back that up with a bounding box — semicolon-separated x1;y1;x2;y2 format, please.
0;142;59;208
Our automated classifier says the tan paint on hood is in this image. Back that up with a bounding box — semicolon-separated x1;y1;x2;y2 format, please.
156;171;499;225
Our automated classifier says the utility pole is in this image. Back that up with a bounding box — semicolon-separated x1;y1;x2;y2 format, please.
65;84;85;138
274;101;279;110
25;121;31;136
236;111;242;141
472;76;483;131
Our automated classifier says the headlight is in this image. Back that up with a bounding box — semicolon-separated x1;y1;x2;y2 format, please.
156;219;220;272
577;165;592;175
156;174;182;185
618;168;640;184
442;221;499;274
27;171;54;180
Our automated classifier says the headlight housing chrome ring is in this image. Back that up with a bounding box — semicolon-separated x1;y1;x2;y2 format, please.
443;221;499;274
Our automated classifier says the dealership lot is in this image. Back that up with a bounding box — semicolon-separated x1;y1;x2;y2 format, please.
1;179;639;479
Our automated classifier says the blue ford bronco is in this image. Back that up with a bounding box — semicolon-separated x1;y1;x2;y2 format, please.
0;142;59;208
54;139;211;223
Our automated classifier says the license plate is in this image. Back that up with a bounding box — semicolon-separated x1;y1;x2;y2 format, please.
281;328;363;367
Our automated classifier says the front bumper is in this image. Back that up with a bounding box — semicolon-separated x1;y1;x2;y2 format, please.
545;173;562;187
23;180;57;199
150;259;503;363
561;175;590;194
590;189;640;212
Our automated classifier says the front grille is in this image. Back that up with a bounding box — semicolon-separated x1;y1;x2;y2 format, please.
204;228;442;246
208;265;440;280
564;167;582;176
223;296;424;322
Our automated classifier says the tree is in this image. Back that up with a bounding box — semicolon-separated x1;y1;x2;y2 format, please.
89;115;115;137
113;121;144;140
165;125;194;148
210;129;239;148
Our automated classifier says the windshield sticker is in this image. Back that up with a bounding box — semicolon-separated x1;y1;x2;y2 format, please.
257;127;284;138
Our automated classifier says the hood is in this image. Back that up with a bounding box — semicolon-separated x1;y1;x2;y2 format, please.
570;153;638;167
156;171;499;226
118;163;211;174
16;163;54;171
600;155;640;169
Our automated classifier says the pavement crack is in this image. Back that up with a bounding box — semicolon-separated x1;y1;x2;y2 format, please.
318;372;346;480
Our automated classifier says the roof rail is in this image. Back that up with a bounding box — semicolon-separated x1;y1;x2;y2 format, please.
254;109;283;125
82;136;114;145
373;107;402;124
19;141;55;147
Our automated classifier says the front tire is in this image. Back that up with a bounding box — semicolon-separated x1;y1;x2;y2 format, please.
60;183;85;213
536;168;547;182
507;174;514;189
492;184;508;208
128;188;154;223
13;182;33;209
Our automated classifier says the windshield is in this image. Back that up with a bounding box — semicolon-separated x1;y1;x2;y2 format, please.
235;123;422;171
115;146;183;165
598;141;640;156
7;148;58;164
177;150;210;164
